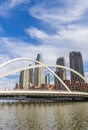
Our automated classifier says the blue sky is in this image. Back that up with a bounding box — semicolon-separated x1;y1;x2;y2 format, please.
0;0;88;88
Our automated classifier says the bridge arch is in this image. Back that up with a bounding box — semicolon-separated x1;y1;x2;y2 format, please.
1;64;87;84
0;58;71;92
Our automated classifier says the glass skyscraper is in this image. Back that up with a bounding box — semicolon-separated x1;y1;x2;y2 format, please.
19;65;34;89
34;54;44;86
69;51;84;83
55;57;66;89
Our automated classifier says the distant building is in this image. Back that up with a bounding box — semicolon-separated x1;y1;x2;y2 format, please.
69;51;84;83
14;83;19;90
19;65;34;89
45;74;50;85
55;57;66;89
19;69;29;89
28;64;34;87
34;54;44;86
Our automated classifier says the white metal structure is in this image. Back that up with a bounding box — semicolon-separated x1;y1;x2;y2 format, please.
0;90;88;96
0;64;87;84
0;58;71;92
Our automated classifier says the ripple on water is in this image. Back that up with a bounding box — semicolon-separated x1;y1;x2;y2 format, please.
0;101;88;130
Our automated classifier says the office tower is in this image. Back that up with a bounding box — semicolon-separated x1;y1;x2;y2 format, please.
69;51;84;83
28;64;34;87
45;74;50;84
19;69;29;89
19;65;34;89
34;54;44;86
55;57;66;89
15;83;19;89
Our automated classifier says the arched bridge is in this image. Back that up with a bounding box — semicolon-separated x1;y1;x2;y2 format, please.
0;58;88;101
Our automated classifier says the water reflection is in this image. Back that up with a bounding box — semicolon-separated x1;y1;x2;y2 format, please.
0;101;88;130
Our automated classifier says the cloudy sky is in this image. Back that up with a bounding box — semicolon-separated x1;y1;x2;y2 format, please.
0;0;88;88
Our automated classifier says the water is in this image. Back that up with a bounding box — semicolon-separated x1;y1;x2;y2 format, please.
0;101;88;130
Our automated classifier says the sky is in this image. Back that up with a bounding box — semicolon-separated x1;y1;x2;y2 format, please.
0;0;88;88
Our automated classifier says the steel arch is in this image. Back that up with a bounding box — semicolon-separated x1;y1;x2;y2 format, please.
0;58;71;92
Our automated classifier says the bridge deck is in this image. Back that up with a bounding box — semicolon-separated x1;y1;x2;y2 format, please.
0;90;88;97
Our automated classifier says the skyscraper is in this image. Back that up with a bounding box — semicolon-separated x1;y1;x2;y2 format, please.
34;54;44;86
69;51;84;83
45;74;50;85
19;69;29;89
55;57;66;89
28;64;34;87
19;65;34;89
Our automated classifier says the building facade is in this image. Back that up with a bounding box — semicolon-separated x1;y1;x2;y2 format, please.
69;51;84;83
28;64;34;87
19;65;34;89
45;74;50;85
55;57;66;89
19;69;29;89
34;54;44;86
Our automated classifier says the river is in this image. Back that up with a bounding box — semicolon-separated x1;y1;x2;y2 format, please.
0;101;88;130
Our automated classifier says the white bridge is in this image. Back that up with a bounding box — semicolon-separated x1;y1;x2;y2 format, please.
0;58;88;100
0;90;88;101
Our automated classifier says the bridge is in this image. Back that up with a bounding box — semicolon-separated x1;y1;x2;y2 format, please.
0;90;88;101
0;58;88;101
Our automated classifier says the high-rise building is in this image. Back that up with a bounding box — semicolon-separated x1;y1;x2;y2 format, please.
19;65;34;89
69;51;84;83
28;64;34;87
34;54;44;86
19;69;29;89
15;83;19;90
45;74;50;85
55;57;66;89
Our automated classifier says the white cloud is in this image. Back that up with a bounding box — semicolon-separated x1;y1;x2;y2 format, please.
27;26;84;42
0;0;30;17
0;35;88;65
0;37;60;64
25;25;88;49
29;0;88;27
26;27;49;40
0;77;19;89
58;25;88;43
27;0;88;56
9;0;29;8
25;25;88;68
0;54;10;64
